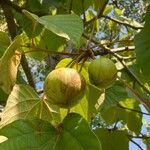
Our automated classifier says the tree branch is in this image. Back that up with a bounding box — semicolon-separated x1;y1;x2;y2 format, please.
85;0;109;26
0;0;35;89
102;15;143;30
129;139;144;150
128;134;150;140
117;103;150;116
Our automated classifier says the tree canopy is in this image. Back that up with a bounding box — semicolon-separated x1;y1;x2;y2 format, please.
0;0;150;150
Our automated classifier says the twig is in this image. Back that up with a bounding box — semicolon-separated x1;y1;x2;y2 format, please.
20;54;35;88
117;103;150;116
111;46;135;53
23;46;79;56
118;77;150;109
81;0;86;23
85;0;109;25
102;15;143;30
130;139;144;150
69;0;73;14
128;134;150;139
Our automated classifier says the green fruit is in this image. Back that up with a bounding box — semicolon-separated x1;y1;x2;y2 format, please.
88;57;117;89
44;67;86;108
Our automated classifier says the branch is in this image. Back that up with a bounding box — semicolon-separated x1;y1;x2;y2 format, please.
117;103;150;116
128;134;150;140
118;77;150;109
85;0;109;26
111;46;135;53
23;46;79;56
129;139;144;150
0;0;35;89
20;54;35;88
102;15;143;30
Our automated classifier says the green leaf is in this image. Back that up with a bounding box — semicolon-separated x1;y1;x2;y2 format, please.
86;84;104;119
38;14;83;45
15;11;43;38
23;10;83;45
0;84;60;127
135;6;150;81
0;118;57;150
101;99;142;134
39;29;66;51
0;113;101;150
0;36;22;94
94;128;128;150
55;113;101;150
0;31;10;58
65;0;108;14
99;82;128;111
144;139;150;150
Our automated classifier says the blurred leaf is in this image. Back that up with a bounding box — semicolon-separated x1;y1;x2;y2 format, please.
0;31;10;58
0;36;22;94
65;0;108;14
0;113;101;150
94;128;128;150
144;139;150;150
0;84;60;127
103;5;114;15
135;6;150;82
26;0;54;14
14;11;43;38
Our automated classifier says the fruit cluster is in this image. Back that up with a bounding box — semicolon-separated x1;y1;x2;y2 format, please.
44;57;117;108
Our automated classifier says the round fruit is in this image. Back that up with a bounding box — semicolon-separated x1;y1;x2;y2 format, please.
44;67;86;108
88;57;117;89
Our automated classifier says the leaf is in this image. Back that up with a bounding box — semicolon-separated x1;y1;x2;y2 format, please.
23;10;83;45
0;31;10;58
86;84;104;119
0;118;57;150
0;36;22;94
101;99;142;134
0;113;101;150
135;6;150;81
99;81;128;111
65;0;108;14
15;11;43;38
38;14;83;45
39;29;66;52
94;128;128;150
0;84;60;127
